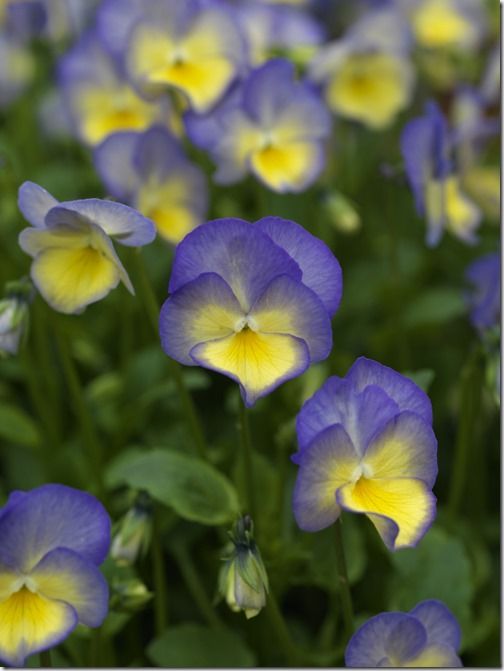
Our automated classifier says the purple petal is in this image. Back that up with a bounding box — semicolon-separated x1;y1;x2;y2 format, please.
18;181;58;228
169;218;302;311
255;216;342;316
93;131;140;201
410;600;461;650
385;614;428;663
345;612;407;667
0;484;111;572
132;125;187;180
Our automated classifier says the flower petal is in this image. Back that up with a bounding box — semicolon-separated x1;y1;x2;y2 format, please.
18;181;58;228
292;424;359;532
404;643;462;667
169;218;301;311
0;484;111;573
250;140;325;193
256;216;342;316
250;274;332;362
93;131;140;200
191;330;309;407
337;476;436;550
345;612;407;667
385;615;428;664
409;600;461;650
31;547;108;627
0;587;78;667
159;272;243;365
363;411;438;487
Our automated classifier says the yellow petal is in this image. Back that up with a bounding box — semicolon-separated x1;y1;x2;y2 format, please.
0;587;77;667
250;142;319;192
412;0;474;49
192;329;308;404
338;476;435;549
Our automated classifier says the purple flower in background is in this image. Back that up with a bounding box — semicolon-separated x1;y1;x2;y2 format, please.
400;101;481;246
292;357;437;550
465;252;500;332
0;484;110;667
186;59;331;193
94;126;208;245
159;216;342;406
345;599;462;667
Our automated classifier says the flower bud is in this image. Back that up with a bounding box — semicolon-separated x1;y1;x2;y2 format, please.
0;278;32;357
323;192;361;234
110;576;153;613
110;491;153;566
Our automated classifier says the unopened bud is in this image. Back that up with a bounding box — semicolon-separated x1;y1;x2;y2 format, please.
111;491;153;566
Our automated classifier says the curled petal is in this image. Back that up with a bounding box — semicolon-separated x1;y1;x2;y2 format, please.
18;181;58;228
409;600;461;650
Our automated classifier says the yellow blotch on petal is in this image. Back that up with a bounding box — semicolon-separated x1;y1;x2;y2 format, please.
326;52;412;129
412;0;474;49
0;587;75;664
32;245;120;314
338;476;433;549
404;644;460;667
193;328;307;401
426;176;480;239
250;142;318;192
188;303;241;345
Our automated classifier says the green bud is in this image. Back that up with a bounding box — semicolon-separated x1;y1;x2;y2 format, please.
0;278;33;357
110;576;153;613
111;491;153;566
218;516;269;619
323;192;361;234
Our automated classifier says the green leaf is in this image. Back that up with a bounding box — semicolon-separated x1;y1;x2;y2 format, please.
147;624;256;667
106;448;240;525
0;404;41;449
388;526;474;650
403;288;466;328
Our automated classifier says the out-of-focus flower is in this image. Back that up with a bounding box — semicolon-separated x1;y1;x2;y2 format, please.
462;166;500;222
292;357;437;551
110;491;153;566
186;59;331;193
18;181;156;314
94;126;208;245
218;516;268;619
0;33;35;107
58;32;173;146
400;101;481;246
0;484;110;667
465;252;500;332
308;7;415;130
159;216;342;406
125;0;245;113
480;45;500;106
451;87;499;172
0;278;33;357
345;599;462;667
5;0;95;42
409;0;486;51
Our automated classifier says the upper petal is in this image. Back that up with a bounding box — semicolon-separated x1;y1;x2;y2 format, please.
31;547;109;627
249;273;332;362
18;181;58;229
256;216;342;316
385;615;428;665
409;600;461;650
169;218;301;311
159;272;243;365
292;423;359;532
93;131;141;201
0;484;111;573
345;612;409;667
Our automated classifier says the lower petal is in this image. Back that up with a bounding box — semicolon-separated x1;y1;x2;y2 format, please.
404;643;462;667
337;477;436;550
250;141;323;193
0;587;77;667
191;329;309;406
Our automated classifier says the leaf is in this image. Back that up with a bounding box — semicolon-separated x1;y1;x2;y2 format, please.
388;527;474;651
147;624;256;667
0;404;41;449
106;448;240;525
403;288;466;328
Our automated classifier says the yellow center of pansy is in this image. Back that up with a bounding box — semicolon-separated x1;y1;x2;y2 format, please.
412;0;474;49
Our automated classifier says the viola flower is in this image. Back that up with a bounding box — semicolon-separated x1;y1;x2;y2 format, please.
400;101;481;247
18;181;156;314
0;33;35;107
308;10;415;130
94;126;208;245
292;357;437;550
0;484;110;667
58;31;173;146
125;0;245;113
159;216;342;407
345;599;462;667
465;252;500;332
185;59;332;193
409;0;487;51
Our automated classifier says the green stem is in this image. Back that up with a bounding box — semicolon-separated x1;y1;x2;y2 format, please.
172;543;223;629
152;511;168;634
133;251;207;458
447;348;484;518
238;400;256;521
39;649;52;667
54;319;104;498
265;591;303;666
334;517;354;640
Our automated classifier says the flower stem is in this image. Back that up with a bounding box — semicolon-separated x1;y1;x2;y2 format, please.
40;649;52;667
238;400;256;521
265;591;303;666
132;251;207;458
334;517;354;641
152;510;168;635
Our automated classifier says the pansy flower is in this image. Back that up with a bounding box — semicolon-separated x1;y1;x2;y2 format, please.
0;484;110;667
0;33;35;107
465;251;501;332
18;181;156;314
58;31;173;146
400;101;481;246
94;126;208;245
345;599;462;667
409;0;487;51
159;216;342;407
185;59;332;193
125;0;245;113
292;357;437;550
